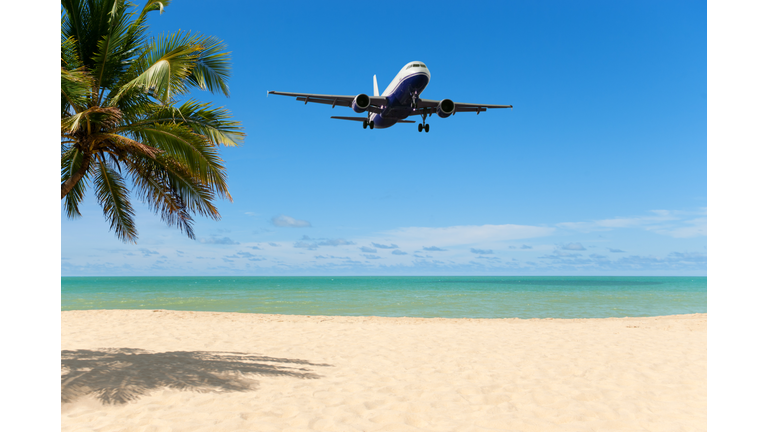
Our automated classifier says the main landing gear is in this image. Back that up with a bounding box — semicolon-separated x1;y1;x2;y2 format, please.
363;120;374;129
417;113;430;133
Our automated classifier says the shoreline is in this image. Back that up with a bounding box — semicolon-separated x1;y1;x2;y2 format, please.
61;308;707;321
62;310;706;431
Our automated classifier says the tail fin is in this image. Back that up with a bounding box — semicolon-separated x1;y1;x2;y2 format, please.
373;75;379;96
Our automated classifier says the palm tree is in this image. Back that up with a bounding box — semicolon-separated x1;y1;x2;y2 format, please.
61;0;244;243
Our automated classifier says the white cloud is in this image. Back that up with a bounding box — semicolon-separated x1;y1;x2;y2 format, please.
650;217;707;238
382;224;555;247
317;238;355;246
557;210;707;238
372;243;399;249
470;248;494;254
271;215;311;228
199;236;239;245
561;242;586;251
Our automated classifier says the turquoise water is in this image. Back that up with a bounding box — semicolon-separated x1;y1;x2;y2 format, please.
61;276;706;319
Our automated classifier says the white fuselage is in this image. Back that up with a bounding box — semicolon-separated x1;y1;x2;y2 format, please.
368;61;431;129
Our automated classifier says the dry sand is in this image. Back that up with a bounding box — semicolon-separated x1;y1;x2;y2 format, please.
61;310;706;431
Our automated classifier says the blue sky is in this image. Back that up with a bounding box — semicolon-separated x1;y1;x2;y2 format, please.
61;0;707;276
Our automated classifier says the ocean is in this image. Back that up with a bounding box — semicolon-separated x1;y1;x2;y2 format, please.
60;276;706;319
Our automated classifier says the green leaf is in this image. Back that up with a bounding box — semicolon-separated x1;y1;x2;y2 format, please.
93;157;138;243
61;147;89;218
123;122;231;200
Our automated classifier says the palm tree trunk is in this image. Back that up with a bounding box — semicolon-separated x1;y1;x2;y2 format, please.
61;153;91;199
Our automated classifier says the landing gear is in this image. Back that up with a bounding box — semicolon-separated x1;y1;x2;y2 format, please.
363;120;368;129
369;121;374;129
417;112;430;133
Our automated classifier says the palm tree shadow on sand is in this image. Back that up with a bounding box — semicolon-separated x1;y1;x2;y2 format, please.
61;348;332;405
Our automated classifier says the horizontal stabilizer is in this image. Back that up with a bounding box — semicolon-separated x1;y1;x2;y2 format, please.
330;116;368;122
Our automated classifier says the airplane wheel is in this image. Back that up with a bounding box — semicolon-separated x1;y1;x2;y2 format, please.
425;124;430;133
370;122;374;129
418;124;423;132
363;121;368;129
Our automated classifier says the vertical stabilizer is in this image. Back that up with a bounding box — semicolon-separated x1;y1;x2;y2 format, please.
373;75;379;96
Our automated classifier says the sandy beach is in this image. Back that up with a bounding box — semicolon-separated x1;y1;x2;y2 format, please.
62;310;706;431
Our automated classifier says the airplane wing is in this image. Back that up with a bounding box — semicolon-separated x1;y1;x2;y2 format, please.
268;91;389;113
412;98;513;115
331;116;415;123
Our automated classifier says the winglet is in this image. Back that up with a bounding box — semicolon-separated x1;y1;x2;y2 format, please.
373;75;379;97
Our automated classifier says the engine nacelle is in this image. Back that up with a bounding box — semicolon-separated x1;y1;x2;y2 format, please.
436;99;455;118
351;94;371;113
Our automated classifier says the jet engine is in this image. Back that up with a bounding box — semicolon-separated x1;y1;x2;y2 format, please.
351;94;371;113
436;99;456;118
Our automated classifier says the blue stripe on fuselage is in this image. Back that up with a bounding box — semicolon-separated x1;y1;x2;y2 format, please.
370;72;429;129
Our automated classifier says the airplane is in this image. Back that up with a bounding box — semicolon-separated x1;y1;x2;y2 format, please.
268;61;513;132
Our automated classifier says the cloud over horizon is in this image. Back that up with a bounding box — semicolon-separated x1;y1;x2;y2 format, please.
562;242;586;251
199;237;240;245
372;243;399;249
470;248;494;254
557;209;707;238
423;246;447;252
383;224;555;247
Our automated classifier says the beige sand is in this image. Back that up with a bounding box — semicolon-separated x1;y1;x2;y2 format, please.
62;310;706;431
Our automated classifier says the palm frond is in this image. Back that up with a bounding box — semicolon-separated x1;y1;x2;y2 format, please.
93;156;137;243
61;35;83;69
92;132;162;159
186;34;232;97
91;0;134;96
125;151;222;223
61;106;122;134
61;147;89;218
149;153;220;219
123;155;201;239
61;0;88;64
123;122;231;200
127;100;244;146
61;67;94;115
110;30;203;104
118;0;171;81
